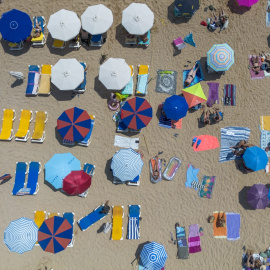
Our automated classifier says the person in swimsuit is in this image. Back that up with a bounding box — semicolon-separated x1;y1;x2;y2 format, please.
201;105;210;125
152;156;160;180
251;56;261;75
184;61;200;87
101;200;110;214
212;107;222;123
33;17;42;38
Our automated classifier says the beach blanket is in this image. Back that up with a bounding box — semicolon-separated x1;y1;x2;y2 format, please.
207;82;219;107
171;119;182;129
26;71;40;95
155;70;177;95
260;127;270;157
198;175;216;199
188;224;201;253
159;113;171;129
192;135;219;152
219;127;251;163
176;226;189;259
249;55;265;80
226;213;240;241
184;32;196;47
185;163;199;188
213;212;227;238
260;116;270;131
114;135;139;149
267;0;270;27
182;61;204;88
137;74;148;94
223;84;236;106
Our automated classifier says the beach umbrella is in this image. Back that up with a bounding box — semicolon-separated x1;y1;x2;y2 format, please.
45;153;81;189
62;170;91;195
4;217;38;254
111;148;144;182
122;3;154;35
121;97;152;130
57;107;92;142
207;43;234;72
9;71;24;80
51;58;84;90
38;216;72;254
182;83;207;108
99;58;131;90
0;9;32;43
81;4;113;35
247;184;270;209
236;0;259;7
47;9;81;41
174;0;200;17
163;95;189;121
243;146;269;171
140;242;168;270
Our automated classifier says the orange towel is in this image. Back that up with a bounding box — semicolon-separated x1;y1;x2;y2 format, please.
193;135;219;152
171;119;182;129
213;212;227;238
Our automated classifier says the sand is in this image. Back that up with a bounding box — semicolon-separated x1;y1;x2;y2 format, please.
0;0;270;269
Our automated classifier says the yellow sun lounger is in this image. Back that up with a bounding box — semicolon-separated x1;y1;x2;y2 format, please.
31;32;46;47
111;206;124;240
48;212;60;218
31;111;48;143
52;39;66;49
34;210;47;245
38;65;52;95
0;109;16;141
15;110;33;142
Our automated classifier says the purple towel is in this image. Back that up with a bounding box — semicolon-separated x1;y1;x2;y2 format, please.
206;82;219;107
188;224;201;253
226;213;240;241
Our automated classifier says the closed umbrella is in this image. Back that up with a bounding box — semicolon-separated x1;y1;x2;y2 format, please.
236;0;259;7
182;83;207;108
243;146;268;171
163;95;189;120
247;184;270;209
9;71;24;80
81;4;113;35
174;0;200;17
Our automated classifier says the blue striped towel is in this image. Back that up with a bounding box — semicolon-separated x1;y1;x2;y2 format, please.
260;127;270;157
128;218;139;240
219;127;250;163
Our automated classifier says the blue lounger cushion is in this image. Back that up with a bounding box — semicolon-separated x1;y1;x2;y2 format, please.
77;118;94;145
12;162;27;195
129;205;140;218
63;212;74;226
83;163;95;175
91;34;102;42
26;162;40;195
127;205;140;240
34;16;44;33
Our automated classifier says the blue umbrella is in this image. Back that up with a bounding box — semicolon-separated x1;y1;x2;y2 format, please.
111;148;144;182
4;217;38;254
140;242;168;270
45;153;81;189
243;146;269;171
0;9;32;43
163;95;189;120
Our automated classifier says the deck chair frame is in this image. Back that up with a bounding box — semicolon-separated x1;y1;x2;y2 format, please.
12;162;28;195
127;205;141;239
37;65;52;96
34;210;47;246
77;115;95;146
90;34;102;47
78;164;95;198
73;62;87;94
63;212;75;247
136;65;150;95
52;39;66;49
69;36;81;50
8;41;24;50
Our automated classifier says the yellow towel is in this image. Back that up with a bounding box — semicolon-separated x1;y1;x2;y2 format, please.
138;65;149;75
31;32;44;42
260;116;270;131
111;206;123;240
15;110;32;138
32;111;46;140
41;65;51;75
0;109;14;140
34;211;46;228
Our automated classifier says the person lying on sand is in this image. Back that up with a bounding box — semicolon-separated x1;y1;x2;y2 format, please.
245;255;255;270
216;212;226;228
251;56;261;75
201;105;210;125
184;62;200;87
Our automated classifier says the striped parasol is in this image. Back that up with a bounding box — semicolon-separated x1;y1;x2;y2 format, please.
207;43;234;72
4;217;38;254
111;148;144;182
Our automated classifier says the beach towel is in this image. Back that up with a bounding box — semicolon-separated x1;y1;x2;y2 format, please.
185;164;199;188
213;212;227;238
266;1;270;27
223;84;236;106
192;135;219;152
198;175;216;199
188;224;201;253
159;113;171;129
260;127;270;157
171;119;182;129
182;62;204;88
207;82;219;107
155;70;177;95
226;213;240;241
26;71;40;95
249;55;265;80
191;180;204;190
114;135;139;149
260;116;270;131
219;127;251;163
184;32;196;47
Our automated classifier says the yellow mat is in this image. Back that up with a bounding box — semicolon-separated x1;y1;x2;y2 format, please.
260;116;270;131
111;206;123;240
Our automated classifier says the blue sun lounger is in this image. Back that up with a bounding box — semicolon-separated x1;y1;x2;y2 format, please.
63;212;75;247
74;62;87;93
12;162;28;195
77;116;95;147
77;205;108;231
127;205;141;240
26;162;41;195
78;163;95;197
25;65;40;96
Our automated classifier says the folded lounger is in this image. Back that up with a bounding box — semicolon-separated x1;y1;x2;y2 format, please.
78;163;95;198
31;16;46;47
74;62;87;93
52;39;66;49
0;109;16;141
38;65;52;95
34;210;47;245
8;41;24;50
25;162;41;195
25;65;41;96
77;205;109;231
121;65;134;95
77;115;95;146
111;206;124;240
63;212;75;247
12;162;28;195
90;34;102;46
127;205;141;240
31;111;48;143
48;212;60;218
138;31;150;47
15;109;33;142
136;65;149;95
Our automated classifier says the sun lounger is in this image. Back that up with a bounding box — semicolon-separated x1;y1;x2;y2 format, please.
127;205;140;240
176;225;189;259
0;109;16;141
74;62;87;93
138;31;150;47
25;65;41;96
125;35;137;45
31;111;48;143
12;162;28;195
26;162;41;195
90;34;102;46
48;212;60;218
52;39;66;49
38;65;52;95
15;110;33;142
121;65;134;95
34;210;47;245
63;212;75;247
126;175;140;186
31;16;46;47
69;35;81;50
136;65;149;95
111;206;124;240
77;115;95;146
8;41;24;50
77;205;108;231
78;163;95;197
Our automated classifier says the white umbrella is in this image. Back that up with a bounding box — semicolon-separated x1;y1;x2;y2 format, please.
122;3;154;35
51;59;84;90
47;9;81;41
81;4;113;35
99;58;131;90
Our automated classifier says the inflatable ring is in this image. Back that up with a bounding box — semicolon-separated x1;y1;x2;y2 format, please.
108;100;120;111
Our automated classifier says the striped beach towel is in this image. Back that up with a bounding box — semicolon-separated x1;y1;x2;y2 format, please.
260;127;270;158
128;218;139;240
188;224;201;253
191;180;205;190
223;84;236;106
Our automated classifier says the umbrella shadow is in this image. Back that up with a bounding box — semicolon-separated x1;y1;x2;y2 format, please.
93;76;110;99
54;127;76;147
105;158;114;183
238;186;254;210
43;169;59;193
11;79;24;88
46;34;70;56
134;241;151;262
0;38;31;56
199;57;223;81
167;3;192;24
227;0;251;15
50;84;76;101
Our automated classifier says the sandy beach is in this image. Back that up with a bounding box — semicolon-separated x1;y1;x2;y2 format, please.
0;0;270;269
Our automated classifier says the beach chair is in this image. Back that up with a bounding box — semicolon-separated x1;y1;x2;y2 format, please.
175;225;189;259
125;35;137;45
48;212;60;218
25;162;41;195
62;139;76;146
77;205;108;231
77;115;95;146
136;65;149;95
126;175;140;186
25;65;41;96
78;163;95;197
38;65;52;95
8;41;24;50
121;65;134;95
138;31;150;47
0;109;16;141
116;119;129;133
69;35;81;50
90;34;102;47
127;205;140;240
173;36;186;50
34;211;47;245
15;110;33;142
31;111;48;143
74;62;87;93
52;39;66;49
111;206;124;240
63;212;75;247
12;162;28;195
31;16;46;47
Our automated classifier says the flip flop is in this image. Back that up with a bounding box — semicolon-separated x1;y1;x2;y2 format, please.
196;139;202;148
192;137;197;146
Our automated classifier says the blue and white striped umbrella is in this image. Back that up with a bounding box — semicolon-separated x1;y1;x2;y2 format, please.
140;242;168;270
111;148;144;182
207;43;234;72
4;217;38;254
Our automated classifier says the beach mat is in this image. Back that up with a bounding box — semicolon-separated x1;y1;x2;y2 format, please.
171;119;182;129
182;61;204;88
213;212;227;238
185;163;199;189
155;70;177;95
192;135;219;152
226;213;240;241
219;127;251;163
223;84;236;106
260;127;270;158
207;82;219;107
249;55;265;80
198;175;216;199
260;116;270;131
267;0;270;27
188;224;201;253
114;135;139;149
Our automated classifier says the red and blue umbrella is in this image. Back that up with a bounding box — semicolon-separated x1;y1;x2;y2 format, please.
121;97;152;130
57;107;92;142
38;216;72;254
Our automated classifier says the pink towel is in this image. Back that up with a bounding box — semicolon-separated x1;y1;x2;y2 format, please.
193;135;219;152
188;224;201;253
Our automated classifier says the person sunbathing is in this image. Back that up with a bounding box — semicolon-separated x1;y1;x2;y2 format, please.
251;56;261;74
212;107;222;123
152;156;160;180
219;8;229;31
126;32;135;38
139;33;149;43
216;212;226;228
33;18;42;38
208;13;221;30
80;29;90;45
184;62;200;87
231;140;250;150
262;51;270;64
201;105;210;125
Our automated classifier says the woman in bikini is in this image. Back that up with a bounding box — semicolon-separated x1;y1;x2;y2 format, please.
251;56;261;75
184;62;200;87
33;17;42;38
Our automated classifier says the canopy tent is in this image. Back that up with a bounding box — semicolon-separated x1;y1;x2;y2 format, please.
247;184;270;209
243;146;268;171
174;0;200;18
182;83;206;108
163;95;189;120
